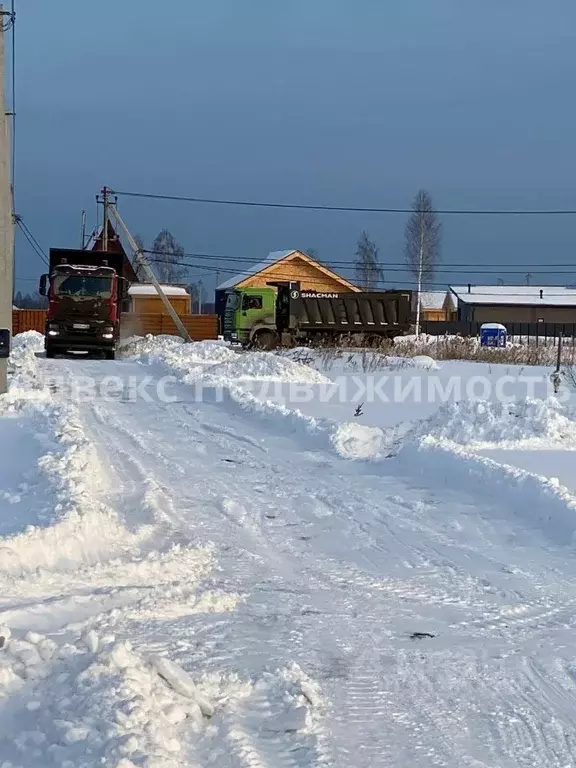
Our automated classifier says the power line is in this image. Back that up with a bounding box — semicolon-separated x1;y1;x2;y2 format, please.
15;216;48;266
113;188;576;216
17;217;47;260
142;249;576;272
144;258;576;293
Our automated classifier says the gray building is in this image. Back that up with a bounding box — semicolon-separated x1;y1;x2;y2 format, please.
450;285;576;324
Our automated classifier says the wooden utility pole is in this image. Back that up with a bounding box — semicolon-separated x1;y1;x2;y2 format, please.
0;7;14;395
101;186;110;251
107;204;192;342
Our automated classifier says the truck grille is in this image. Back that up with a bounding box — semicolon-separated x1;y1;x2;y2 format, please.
223;309;235;333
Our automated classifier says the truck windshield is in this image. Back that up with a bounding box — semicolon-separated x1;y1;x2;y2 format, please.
53;275;113;299
226;292;240;310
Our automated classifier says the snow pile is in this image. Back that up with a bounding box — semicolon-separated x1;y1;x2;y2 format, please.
331;422;386;460
123;335;238;367
0;397;148;576
9;330;45;364
201;351;329;384
421;397;576;448
127;335;329;385
221;663;330;768
0;627;214;767
397;437;576;546
1;331;48;406
257;663;324;734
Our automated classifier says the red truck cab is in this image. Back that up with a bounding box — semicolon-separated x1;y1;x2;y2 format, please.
39;249;128;359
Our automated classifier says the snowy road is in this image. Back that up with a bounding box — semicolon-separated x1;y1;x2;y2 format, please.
3;337;576;766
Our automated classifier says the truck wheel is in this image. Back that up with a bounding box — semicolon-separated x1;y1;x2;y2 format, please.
104;350;116;361
45;347;55;359
253;330;278;351
366;335;382;349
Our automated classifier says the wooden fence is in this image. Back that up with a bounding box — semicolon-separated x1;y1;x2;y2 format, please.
421;320;576;342
12;310;219;341
12;309;46;335
120;313;218;340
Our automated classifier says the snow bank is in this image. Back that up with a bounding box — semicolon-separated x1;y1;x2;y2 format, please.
0;401;148;576
397;437;576;546
0;628;215;766
1;331;48;407
126;336;328;385
128;336;396;461
202;352;328;384
0;397;149;576
0;626;327;768
9;330;45;361
122;335;238;367
420;397;576;448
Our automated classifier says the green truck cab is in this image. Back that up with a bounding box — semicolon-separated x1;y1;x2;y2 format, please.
223;287;278;349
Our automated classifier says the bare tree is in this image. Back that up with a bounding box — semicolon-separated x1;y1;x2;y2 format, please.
355;230;383;290
150;230;188;284
404;190;441;335
13;290;47;309
188;279;205;313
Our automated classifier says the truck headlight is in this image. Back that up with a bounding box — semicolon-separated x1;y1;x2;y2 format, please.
48;324;59;336
102;326;114;339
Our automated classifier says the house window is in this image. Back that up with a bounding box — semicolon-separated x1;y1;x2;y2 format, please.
243;295;263;311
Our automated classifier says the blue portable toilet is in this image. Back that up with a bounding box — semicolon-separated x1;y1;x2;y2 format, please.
480;322;507;348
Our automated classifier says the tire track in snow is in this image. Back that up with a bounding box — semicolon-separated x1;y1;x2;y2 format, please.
219;677;331;768
29;355;576;768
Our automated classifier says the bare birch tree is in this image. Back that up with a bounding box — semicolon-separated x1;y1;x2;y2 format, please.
150;230;188;283
355;230;383;290
404;190;441;335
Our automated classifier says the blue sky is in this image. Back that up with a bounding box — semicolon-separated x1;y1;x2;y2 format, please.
14;0;576;294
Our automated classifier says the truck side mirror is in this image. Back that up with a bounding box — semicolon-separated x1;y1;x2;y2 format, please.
119;277;129;300
39;274;48;297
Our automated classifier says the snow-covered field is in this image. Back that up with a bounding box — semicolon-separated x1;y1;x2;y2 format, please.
3;332;576;766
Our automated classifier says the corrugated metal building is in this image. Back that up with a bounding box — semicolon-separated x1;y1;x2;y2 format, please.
451;285;576;323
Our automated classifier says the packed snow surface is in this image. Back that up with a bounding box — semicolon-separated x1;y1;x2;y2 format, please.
3;334;576;766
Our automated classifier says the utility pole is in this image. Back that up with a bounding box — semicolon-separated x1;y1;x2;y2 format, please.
80;210;87;249
107;203;192;342
0;7;14;395
101;186;110;251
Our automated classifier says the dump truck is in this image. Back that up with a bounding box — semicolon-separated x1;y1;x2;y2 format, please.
39;248;129;359
223;283;412;348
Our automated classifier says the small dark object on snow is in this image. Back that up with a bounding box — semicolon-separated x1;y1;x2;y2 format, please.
354;403;364;417
0;636;5;649
410;632;435;640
